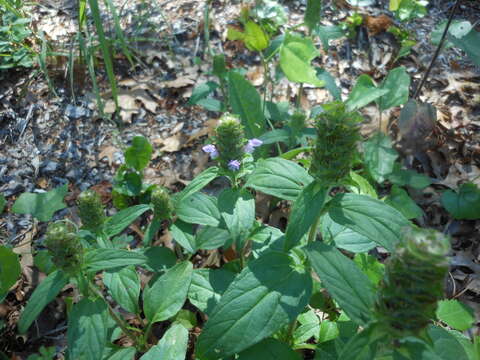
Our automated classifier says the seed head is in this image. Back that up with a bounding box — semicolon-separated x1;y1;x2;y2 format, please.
77;189;105;232
44;222;82;273
151;187;174;220
215;113;246;171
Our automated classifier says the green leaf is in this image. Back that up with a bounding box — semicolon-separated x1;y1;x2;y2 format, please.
377;67;410;111
140;323;189;360
84;249;147;272
294;310;320;345
143;216;161;246
436;300;475;332
305;242;375;325
305;0;322;34
12;184;68;222
124;136;152;171
105;347;136;360
218;188;255;249
427;325;469;360
353;253;384;286
279;34;325;87
284;182;328;251
318;320;340;343
143;261;193;324
174;167;219;203
448;26;480;67
441;183;480;220
259;128;291;145
228;71;266;138
195;226;231;250
320;213;376;253
196;252;312;359
246;158;313;201
346;75;388;111
387;164;432;189
176;192;220;227
187;81;219;106
384;185;423;219
328;193;410;252
338;323;385;360
316;68;341;100
244;20;269;51
170;220;196;253
0;194;5;213
103;266;140;314
18;270;69;333
67;298;109;360
142;246;176;272
314;25;345;51
104;204;151;238
188;268;236;315
0;246;21;299
238;338;302;360
349;171;378;199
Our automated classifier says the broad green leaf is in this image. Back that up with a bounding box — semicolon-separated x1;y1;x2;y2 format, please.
104;204;151;237
389;0;401;10
0;246;21;300
176;192;220;227
294;310;320;345
170;220;196;253
353;253;384;286
84;249;147;272
448;27;480;67
436;300;475;332
246;158;313;201
0;194;5;213
244;20;269;51
103;266;140;314
67;298;109;360
174;167;219;203
384;185;423;219
441;183;480;220
106;347;136;360
329;193;410;252
196;251;312;359
318;320;340;343
142;246;176;272
378;67;410;111
124;136;152;172
346;75;388;111
316;68;341;100
188;268;236;315
305;0;322;34
284;182;328;251
12;184;68;222
18;270;69;333
259;128;291;145
196;226;230;250
279;34;324;87
338;324;386;360
140;323;188;360
33;250;55;275
227;27;245;41
228;71;265;138
427;325;469;360
143;216;161;246
349;171;378;198
218;188;255;249
143;261;193;324
320;213;376;253
187;81;219;106
387;164;432;189
305;242;375;325
238;338;302;360
314;25;345;51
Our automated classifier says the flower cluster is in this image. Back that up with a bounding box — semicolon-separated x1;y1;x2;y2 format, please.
375;227;450;337
202;113;263;172
151;186;174;220
44;221;83;274
77;189;105;232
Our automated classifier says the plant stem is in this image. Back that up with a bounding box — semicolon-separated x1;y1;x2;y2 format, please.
307;211;322;243
413;0;460;99
88;281;141;349
296;83;304;111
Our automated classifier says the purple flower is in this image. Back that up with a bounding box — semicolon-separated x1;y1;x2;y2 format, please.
202;144;219;159
244;138;263;153
228;159;241;171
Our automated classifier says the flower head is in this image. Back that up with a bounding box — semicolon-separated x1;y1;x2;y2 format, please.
228;159;241;171
77;189;105;232
151;187;174;220
244;138;263;153
202;144;219;159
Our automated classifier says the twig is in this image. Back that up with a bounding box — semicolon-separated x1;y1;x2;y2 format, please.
413;0;461;99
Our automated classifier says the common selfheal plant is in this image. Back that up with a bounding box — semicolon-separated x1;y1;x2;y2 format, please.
202;144;219;159
228;159;241;171
244;138;263;154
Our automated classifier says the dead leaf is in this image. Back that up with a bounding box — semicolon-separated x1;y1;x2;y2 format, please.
160;133;185;153
98;145;120;166
187;119;218;145
365;15;393;36
162;77;195;88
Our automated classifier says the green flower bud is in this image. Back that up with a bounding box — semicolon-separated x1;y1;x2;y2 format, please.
375;227;450;337
112;190;132;210
215;113;246;170
77;189;105;232
44;222;82;273
309;102;362;186
151;187;174;220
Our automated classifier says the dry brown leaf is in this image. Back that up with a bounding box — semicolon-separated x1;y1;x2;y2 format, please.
162;77;195;88
160;133;185;152
98;145;119;166
246;65;264;86
187;119;218;145
364;15;393;35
